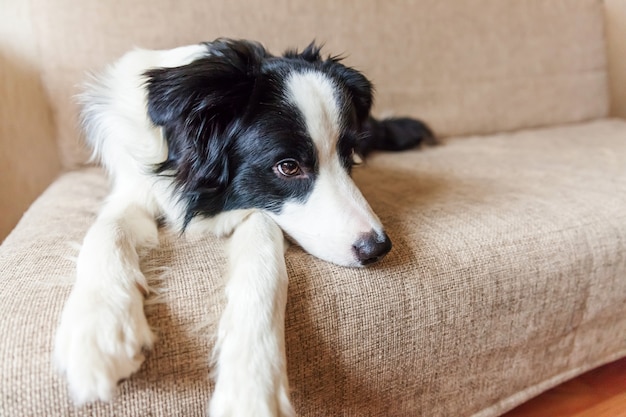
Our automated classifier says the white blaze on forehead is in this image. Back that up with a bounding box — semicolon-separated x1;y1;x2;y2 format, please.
275;71;386;267
285;71;342;159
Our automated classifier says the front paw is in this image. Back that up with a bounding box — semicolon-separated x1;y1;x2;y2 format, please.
54;285;155;404
209;368;294;417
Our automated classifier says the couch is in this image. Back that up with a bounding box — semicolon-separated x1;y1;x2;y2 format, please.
2;0;625;416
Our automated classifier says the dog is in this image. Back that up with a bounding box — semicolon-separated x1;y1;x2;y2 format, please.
53;38;433;416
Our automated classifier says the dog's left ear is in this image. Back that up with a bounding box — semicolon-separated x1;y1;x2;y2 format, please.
332;65;373;126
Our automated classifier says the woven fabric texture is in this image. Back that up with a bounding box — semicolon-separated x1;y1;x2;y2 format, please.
1;119;625;417
21;0;609;168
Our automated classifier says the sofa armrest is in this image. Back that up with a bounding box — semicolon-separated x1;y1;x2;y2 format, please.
0;0;61;242
605;0;626;119
0;51;61;242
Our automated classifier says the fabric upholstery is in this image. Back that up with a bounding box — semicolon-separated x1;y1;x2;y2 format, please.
605;0;626;119
2;119;625;417
24;0;609;168
0;1;61;241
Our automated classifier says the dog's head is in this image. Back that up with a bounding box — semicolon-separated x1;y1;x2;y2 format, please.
145;39;391;267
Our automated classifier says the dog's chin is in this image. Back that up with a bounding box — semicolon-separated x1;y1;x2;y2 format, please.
316;252;365;269
310;249;390;269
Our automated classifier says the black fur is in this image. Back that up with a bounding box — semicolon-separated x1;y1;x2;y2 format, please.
144;39;434;227
284;42;373;125
357;117;436;157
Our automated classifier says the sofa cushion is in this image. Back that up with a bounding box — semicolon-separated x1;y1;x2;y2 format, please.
1;119;626;416
20;0;609;168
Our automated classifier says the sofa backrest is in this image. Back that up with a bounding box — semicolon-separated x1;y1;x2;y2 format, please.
605;0;626;119
17;0;610;168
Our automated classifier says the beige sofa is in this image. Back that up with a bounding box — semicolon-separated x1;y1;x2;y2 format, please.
2;1;626;416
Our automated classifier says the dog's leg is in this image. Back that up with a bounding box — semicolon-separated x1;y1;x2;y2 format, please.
209;211;294;417
54;187;159;404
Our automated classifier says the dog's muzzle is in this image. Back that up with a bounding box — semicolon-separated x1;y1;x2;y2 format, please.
353;231;392;266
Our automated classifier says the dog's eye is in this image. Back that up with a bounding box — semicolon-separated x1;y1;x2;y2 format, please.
275;159;302;177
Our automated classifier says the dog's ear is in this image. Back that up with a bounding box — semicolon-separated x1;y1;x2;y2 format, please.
144;39;270;226
145;39;269;129
331;65;373;126
283;41;324;63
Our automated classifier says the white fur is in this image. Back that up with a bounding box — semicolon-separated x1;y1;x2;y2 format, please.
279;71;384;266
55;45;385;415
54;186;160;404
286;71;340;158
209;211;293;417
270;162;384;267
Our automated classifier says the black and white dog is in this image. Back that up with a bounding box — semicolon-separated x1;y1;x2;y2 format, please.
54;39;433;416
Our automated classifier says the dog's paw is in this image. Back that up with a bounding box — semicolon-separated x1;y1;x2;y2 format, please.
54;285;155;404
209;376;294;417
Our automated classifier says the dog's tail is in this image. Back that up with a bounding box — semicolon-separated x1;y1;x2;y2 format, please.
357;116;437;157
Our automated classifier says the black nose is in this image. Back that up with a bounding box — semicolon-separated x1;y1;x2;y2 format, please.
353;231;392;265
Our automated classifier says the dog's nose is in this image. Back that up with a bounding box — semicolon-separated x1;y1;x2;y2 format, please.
353;231;392;265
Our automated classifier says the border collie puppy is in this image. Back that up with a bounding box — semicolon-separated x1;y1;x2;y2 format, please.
54;39;433;417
